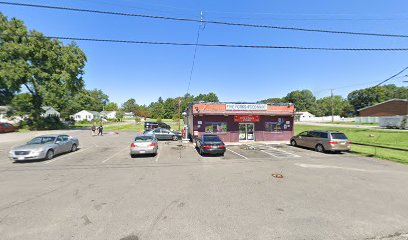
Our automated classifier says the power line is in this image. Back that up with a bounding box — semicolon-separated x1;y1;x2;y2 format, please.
2;1;408;38
6;34;408;51
372;66;408;87
186;11;204;94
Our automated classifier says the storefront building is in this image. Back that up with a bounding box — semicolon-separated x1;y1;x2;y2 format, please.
184;102;295;142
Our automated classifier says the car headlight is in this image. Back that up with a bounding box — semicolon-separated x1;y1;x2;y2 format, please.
31;149;44;154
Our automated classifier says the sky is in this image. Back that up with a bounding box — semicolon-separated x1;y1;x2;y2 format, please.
1;0;408;105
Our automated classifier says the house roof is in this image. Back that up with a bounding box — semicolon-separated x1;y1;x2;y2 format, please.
75;110;100;115
357;99;408;111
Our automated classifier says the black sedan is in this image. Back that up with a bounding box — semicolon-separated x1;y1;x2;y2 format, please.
196;135;226;156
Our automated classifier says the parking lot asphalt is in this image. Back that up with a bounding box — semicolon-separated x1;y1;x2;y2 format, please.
1;130;408;240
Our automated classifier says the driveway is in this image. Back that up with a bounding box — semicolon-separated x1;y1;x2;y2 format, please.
0;130;407;240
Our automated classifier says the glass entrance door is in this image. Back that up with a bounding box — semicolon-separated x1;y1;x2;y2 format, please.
239;123;255;141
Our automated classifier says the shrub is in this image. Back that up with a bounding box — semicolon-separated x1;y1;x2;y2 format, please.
23;116;67;130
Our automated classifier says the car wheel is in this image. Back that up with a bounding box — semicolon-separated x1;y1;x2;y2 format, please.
130;154;136;158
199;147;203;156
71;144;77;152
46;149;54;160
315;144;325;153
290;140;297;146
172;135;178;141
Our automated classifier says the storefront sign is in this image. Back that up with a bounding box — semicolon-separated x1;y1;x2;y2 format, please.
234;115;260;122
226;104;267;111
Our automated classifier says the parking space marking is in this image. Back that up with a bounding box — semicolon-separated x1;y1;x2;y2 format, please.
102;147;128;163
244;144;300;159
226;148;248;159
44;148;91;164
155;150;160;162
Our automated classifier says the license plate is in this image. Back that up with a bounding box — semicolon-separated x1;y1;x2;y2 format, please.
139;151;146;153
212;146;218;149
17;156;25;160
340;142;346;145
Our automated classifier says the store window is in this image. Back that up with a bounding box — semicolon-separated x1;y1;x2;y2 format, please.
265;118;286;132
205;122;227;133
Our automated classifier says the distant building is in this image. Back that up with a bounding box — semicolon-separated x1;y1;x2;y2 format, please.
358;99;408;117
124;112;135;119
100;111;117;119
41;106;60;118
71;110;100;122
295;111;315;121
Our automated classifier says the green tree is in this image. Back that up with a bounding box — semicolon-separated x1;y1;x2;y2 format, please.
116;109;125;121
315;96;353;117
10;93;33;116
62;89;109;117
104;102;118;111
122;98;139;113
261;97;286;103
0;13;86;125
285;90;317;112
194;92;219;102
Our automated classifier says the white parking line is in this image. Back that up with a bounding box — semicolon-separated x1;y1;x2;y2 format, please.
227;148;248;159
102;147;128;163
155;150;160;162
44;148;90;164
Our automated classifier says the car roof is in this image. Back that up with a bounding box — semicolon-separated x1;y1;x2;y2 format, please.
135;134;155;138
35;134;65;138
309;130;344;133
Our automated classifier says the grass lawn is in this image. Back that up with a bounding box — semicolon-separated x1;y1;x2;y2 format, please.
295;124;408;164
319;122;378;126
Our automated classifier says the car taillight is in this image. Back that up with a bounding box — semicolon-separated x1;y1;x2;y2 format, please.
203;145;212;149
130;143;137;147
218;145;226;149
346;141;351;144
328;141;338;145
149;142;156;147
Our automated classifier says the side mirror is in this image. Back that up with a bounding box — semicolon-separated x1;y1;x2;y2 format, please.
56;141;61;144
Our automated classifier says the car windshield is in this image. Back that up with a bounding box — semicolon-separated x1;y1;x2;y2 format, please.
135;136;154;142
331;133;348;140
203;136;221;142
27;137;56;145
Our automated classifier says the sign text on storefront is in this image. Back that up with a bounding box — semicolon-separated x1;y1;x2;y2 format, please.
226;104;267;111
234;115;260;122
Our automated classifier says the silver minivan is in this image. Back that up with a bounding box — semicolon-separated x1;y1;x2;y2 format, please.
290;130;351;153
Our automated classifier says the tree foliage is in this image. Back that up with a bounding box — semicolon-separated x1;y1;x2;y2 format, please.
347;84;408;114
0;13;86;124
104;102;118;111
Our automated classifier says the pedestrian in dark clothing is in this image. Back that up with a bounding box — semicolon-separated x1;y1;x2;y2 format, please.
98;125;103;136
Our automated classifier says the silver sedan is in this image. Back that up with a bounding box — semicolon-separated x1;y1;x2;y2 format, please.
9;134;79;162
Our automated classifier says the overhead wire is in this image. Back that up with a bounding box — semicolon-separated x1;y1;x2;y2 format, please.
4;34;408;51
2;1;408;38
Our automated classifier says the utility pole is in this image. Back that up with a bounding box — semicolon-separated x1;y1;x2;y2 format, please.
178;97;181;131
330;89;334;123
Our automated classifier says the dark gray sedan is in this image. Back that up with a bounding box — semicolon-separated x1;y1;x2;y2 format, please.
152;128;181;141
9;134;79;161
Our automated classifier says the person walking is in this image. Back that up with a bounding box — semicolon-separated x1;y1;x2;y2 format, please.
98;124;103;136
91;124;96;136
